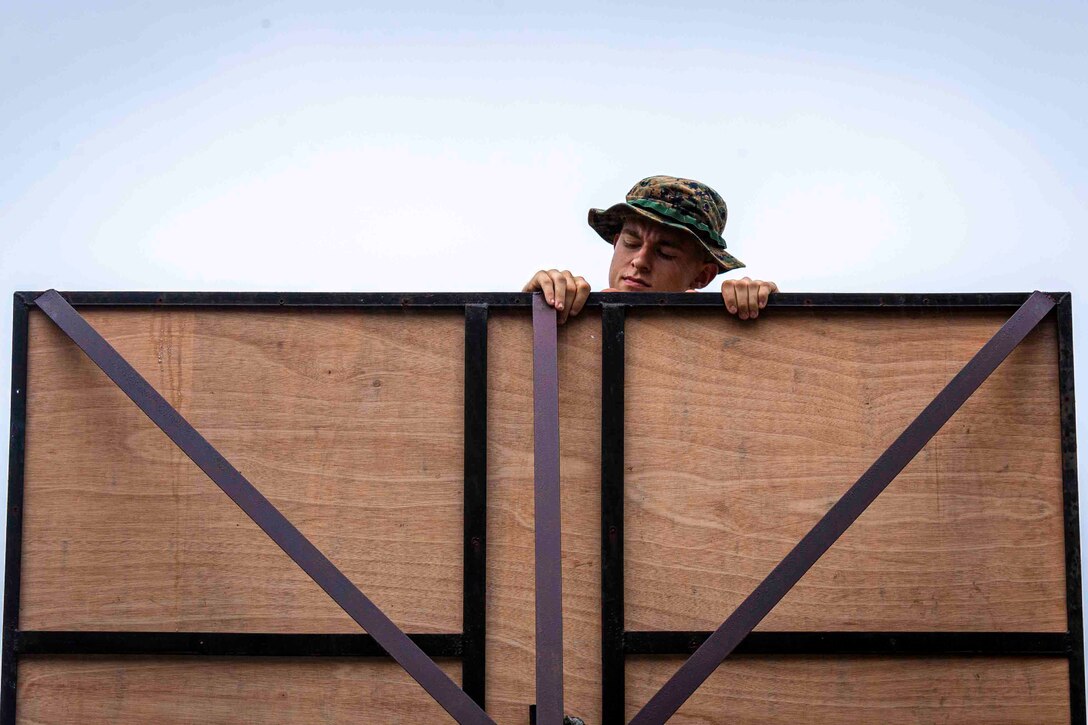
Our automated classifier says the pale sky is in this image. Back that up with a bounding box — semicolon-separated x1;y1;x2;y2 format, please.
2;0;1086;707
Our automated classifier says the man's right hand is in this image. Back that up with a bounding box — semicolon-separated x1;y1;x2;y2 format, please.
523;270;592;324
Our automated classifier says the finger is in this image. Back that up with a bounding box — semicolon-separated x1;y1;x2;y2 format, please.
570;277;592;317
523;270;554;305
559;271;579;323
747;280;760;319
555;271;574;324
522;270;544;294
548;270;568;313
721;280;738;314
757;281;774;309
737;277;752;319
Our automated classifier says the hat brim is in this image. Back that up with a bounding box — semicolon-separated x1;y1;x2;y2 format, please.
588;203;745;274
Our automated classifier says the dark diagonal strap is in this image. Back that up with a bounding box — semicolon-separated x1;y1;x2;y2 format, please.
532;294;565;724
631;291;1057;724
34;290;494;725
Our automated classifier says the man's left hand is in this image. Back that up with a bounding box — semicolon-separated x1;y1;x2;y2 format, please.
721;277;778;320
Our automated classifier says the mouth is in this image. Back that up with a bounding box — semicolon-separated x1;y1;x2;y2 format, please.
620;276;651;290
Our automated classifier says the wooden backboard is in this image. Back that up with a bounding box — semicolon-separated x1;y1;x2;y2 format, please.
3;291;1081;724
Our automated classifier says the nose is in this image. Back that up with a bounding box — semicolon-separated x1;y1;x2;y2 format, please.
631;244;652;272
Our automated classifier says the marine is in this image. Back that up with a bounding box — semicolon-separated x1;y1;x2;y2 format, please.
524;175;778;321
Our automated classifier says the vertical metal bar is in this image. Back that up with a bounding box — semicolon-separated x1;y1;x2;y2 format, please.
463;304;489;708
631;290;1058;725
600;304;626;725
1;295;29;725
32;290;495;725
532;294;564;724
1056;295;1085;724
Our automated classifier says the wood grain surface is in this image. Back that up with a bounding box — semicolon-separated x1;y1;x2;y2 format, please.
16;303;1070;722
626;655;1069;723
22;308;465;634
485;310;603;723
624;308;1065;633
17;656;460;724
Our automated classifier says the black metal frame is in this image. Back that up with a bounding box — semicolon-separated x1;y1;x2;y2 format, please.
2;298;27;725
598;291;1084;724
1;290;1083;724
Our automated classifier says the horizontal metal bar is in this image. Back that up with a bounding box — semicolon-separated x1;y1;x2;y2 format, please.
20;292;530;308
596;291;1056;309
15;631;462;658
18;291;1067;310
625;631;1074;657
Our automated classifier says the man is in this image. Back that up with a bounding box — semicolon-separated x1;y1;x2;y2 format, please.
524;175;778;323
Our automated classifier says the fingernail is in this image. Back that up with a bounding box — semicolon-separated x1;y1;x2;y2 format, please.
556;302;563;310
728;305;736;312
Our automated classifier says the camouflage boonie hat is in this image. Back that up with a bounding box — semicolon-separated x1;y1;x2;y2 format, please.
588;175;744;273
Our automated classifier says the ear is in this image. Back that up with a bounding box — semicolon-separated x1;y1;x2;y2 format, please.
690;262;718;290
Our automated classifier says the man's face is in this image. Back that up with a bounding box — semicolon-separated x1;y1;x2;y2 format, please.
607;217;719;292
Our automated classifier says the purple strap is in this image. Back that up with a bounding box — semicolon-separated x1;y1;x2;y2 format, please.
34;290;494;725
631;291;1057;724
532;294;565;724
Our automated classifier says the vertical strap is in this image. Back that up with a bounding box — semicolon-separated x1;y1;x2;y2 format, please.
532;294;565;723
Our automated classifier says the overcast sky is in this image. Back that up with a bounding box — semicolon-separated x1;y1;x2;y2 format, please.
2;0;1086;702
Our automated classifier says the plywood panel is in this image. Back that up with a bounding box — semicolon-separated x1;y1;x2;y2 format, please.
486;310;602;723
22;308;464;633
625;308;1065;632
16;301;1072;723
626;656;1069;724
17;656;460;724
